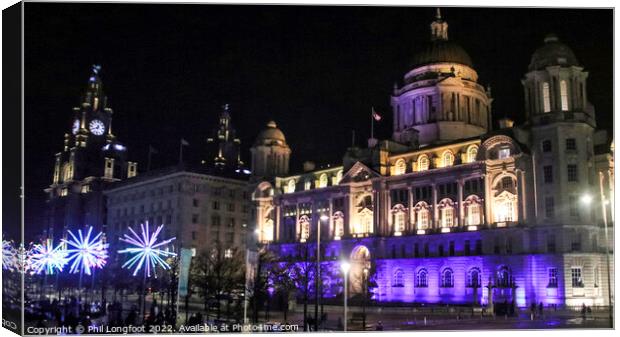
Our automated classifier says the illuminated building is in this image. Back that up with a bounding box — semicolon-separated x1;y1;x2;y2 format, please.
252;11;614;308
44;66;137;240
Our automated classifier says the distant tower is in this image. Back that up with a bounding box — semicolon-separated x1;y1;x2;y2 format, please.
391;8;493;146
522;34;597;226
250;121;291;180
205;104;244;173
44;66;137;239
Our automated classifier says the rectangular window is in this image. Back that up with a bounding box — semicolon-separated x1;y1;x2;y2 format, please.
560;80;569;111
542;140;552;153
498;148;511;159
193;198;199;207
475;240;482;255
212;201;220;210
424;243;430;257
569;196;579;216
192;214;199;224
464;240;471;255
414;243;420;257
449;241;455;256
438;244;444;257
548;268;558;287
542;82;551;113
545;197;555;218
567;165;578;182
543;166;553;184
212;215;221;227
571;267;583;288
566;138;577;151
191;231;197;240
227;203;235;212
547;234;556;253
571;234;581;251
226;232;234;243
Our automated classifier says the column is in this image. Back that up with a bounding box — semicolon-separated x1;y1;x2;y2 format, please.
344;193;351;238
516;170;525;224
432;182;438;229
457;178;464;227
408;185;414;234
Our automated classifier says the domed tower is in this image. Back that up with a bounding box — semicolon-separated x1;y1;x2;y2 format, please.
391;9;493;146
522;34;598;227
522;34;595;126
250;121;291;179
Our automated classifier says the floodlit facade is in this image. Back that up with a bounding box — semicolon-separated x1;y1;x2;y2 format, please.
252;12;614;309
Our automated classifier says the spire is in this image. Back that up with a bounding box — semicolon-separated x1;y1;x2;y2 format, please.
81;64;106;111
430;8;449;41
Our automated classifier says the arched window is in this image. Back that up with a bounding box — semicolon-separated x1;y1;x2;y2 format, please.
442;151;455;167
414;202;430;230
333;212;344;240
439;199;455;228
467;145;478;163
62;163;73;182
287;179;296;193
333;170;343;185
318;173;328;188
560;80;569;111
416;269;428;287
299;215;310;242
496;266;512;288
441;268;454;288
262;219;274;243
467;267;482;288
417;155;430;171
542;82;551;113
466;199;482;226
392;205;406;236
393;269;404;287
394;159;407;175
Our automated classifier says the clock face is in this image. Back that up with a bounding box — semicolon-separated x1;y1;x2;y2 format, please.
72;119;80;134
89;119;105;136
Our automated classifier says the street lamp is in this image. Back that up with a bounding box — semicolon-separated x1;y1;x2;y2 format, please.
315;214;330;331
362;267;369;331
341;261;350;332
582;189;613;322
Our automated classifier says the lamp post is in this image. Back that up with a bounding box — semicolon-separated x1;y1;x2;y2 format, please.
362;267;369;331
582;190;613;323
315;214;329;331
341;261;350;332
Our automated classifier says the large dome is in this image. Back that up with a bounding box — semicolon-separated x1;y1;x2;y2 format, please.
255;121;286;146
412;40;473;68
528;34;579;71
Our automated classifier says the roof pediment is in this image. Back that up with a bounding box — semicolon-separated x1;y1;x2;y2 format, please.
340;161;381;184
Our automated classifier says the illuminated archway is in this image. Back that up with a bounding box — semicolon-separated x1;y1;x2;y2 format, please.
349;245;371;293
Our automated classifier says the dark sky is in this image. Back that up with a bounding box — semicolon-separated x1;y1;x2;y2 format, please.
24;4;613;224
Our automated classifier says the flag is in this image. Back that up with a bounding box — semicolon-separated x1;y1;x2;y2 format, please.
148;145;158;154
177;248;194;297
372;107;382;121
181;138;190;146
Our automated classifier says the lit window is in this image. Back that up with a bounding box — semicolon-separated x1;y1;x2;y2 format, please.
318;173;328;188
442;151;454;167
394;159;406;175
571;267;583;288
304;180;312;191
262;219;274;242
498;147;511;159
333;212;344;240
417;155;429;171
80;185;90;194
60;188;68;197
442;207;453;227
542;82;551;112
467;203;481;225
287;179;296;193
224;248;233;258
393;210;405;235
299;216;310;242
560;80;569;111
467;146;478;163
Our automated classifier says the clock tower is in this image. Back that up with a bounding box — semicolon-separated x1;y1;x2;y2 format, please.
44;66;138;240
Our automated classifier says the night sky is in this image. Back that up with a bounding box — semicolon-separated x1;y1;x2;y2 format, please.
24;4;613;229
